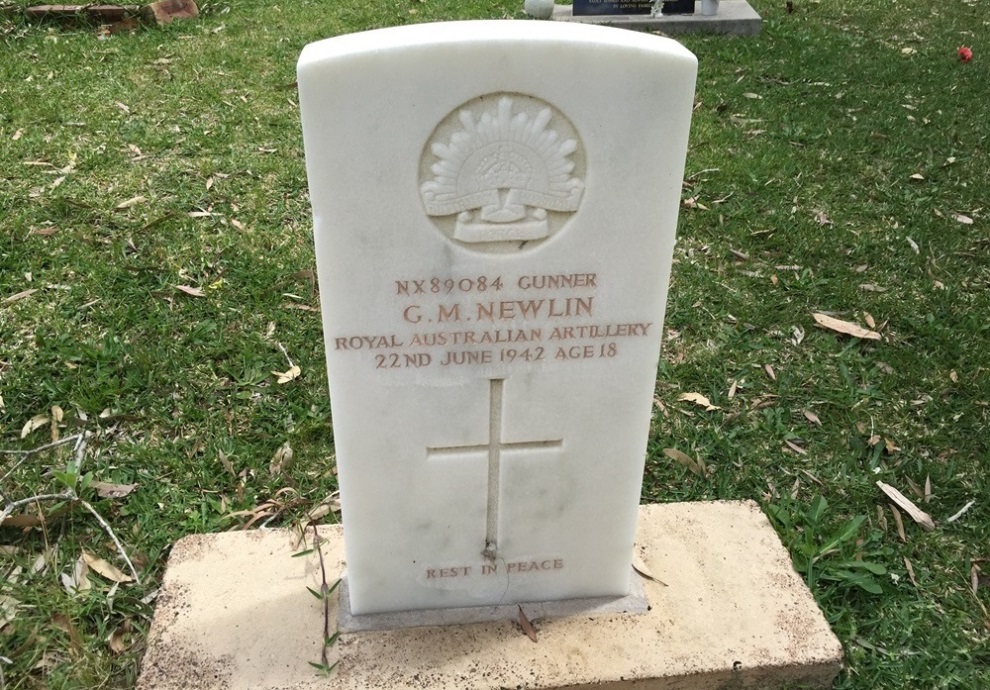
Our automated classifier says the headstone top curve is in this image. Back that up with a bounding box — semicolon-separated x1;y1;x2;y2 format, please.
297;20;697;73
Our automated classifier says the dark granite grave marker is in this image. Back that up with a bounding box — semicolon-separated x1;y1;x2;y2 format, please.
572;0;654;16
661;0;695;13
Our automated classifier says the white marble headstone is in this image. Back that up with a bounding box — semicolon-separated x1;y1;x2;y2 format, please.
298;21;696;616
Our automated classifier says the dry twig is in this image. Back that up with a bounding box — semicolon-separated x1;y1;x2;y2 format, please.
0;433;141;584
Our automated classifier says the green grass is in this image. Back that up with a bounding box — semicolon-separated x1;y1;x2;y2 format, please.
1;0;988;687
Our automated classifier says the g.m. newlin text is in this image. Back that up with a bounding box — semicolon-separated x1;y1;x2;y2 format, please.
401;297;594;324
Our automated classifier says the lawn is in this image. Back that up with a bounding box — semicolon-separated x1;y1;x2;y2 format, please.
1;0;988;688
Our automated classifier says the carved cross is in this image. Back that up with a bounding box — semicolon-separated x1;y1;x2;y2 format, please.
426;378;563;560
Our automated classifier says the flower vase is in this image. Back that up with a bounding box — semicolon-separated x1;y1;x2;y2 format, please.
524;0;555;19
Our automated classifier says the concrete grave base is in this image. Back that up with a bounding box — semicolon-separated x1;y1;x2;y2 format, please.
137;501;842;690
554;1;763;36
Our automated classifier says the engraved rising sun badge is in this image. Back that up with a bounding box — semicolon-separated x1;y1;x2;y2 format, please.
420;94;585;252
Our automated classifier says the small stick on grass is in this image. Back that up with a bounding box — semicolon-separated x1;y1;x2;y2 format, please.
79;499;140;583
0;434;81;458
0;432;141;584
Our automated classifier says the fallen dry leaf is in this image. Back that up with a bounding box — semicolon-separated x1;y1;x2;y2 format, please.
2;512;44;528
812;313;881;340
82;551;134;584
51;612;84;656
270;442;293;476
953;214;974;225
31;551;48;575
890;504;907;543
115;195;146;210
858;283;886;292
631;550;668;587
764;364;776;381
791;325;805;346
305;491;341;522
517;605;538;643
905;476;923;499
62;555;91;595
49;405;62;441
0;594;19;629
306;504;332;523
876;505;888;533
217;450;236;477
664;448;707;477
92;482;138;499
273;364;301;385
784;439;807;455
21;413;49;439
682;196;709;211
4;288;39;305
175;285;205;297
803;410;822;426
904;557;919;588
677;392;720;411
877;481;935;531
109;622;132;654
653;396;667;415
283;303;318;312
